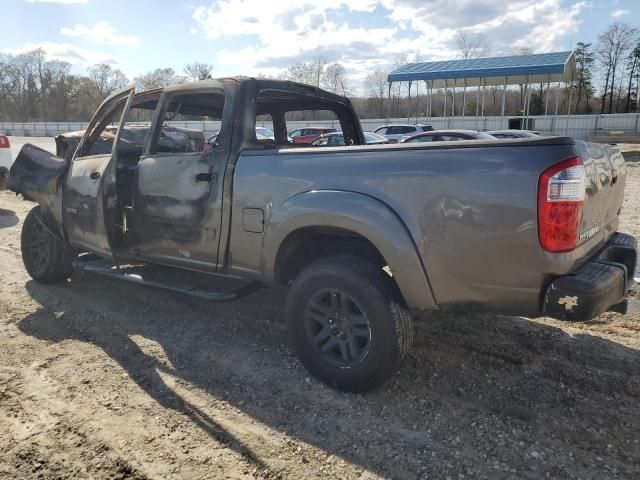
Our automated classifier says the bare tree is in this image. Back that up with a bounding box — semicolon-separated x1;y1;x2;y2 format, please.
134;68;185;91
597;22;638;113
183;62;213;81
284;58;327;87
322;63;347;95
625;44;640;112
87;64;129;107
455;32;488;59
364;68;388;117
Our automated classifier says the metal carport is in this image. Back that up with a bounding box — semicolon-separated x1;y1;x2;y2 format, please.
386;51;576;128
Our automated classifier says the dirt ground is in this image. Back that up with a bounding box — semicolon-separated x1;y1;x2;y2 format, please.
1;139;639;479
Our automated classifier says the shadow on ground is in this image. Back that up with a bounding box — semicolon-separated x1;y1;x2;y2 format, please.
0;208;18;229
17;271;640;478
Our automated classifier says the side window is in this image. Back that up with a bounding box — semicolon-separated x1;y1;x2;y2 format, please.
77;101;126;158
256;114;275;143
116;96;159;165
256;88;361;147
440;135;462;141
151;90;225;155
375;127;388;135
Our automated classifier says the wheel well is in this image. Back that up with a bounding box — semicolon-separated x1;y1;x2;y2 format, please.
275;227;388;285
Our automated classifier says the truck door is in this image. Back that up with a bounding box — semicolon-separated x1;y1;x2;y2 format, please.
62;86;136;258
131;86;232;271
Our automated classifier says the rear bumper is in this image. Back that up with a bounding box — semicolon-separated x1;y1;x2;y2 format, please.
542;232;637;321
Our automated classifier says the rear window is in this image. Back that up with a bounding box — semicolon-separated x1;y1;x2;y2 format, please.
386;126;415;135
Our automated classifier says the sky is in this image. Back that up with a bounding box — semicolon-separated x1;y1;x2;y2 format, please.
3;0;639;93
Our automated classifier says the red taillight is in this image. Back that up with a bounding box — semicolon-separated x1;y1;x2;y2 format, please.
0;135;9;148
538;156;585;253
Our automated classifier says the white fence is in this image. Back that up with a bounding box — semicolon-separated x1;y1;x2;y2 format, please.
2;113;640;141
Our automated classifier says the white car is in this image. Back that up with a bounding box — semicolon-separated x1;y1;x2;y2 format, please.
0;135;12;190
373;124;434;144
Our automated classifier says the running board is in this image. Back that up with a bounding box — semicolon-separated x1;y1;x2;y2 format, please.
73;257;262;301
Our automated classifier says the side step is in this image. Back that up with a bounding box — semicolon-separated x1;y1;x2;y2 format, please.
73;256;262;301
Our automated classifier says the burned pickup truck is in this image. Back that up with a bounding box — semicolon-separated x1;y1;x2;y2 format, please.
9;77;637;392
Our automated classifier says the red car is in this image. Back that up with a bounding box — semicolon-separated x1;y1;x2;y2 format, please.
288;127;337;144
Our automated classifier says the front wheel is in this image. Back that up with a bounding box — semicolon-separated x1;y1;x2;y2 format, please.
285;255;413;393
21;207;75;283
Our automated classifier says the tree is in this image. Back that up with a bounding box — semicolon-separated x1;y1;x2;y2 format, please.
364;69;388;118
87;64;129;107
183;62;213;81
134;68;184;91
284;58;327;87
322;63;347;95
455;32;488;59
573;42;595;113
597;22;638;113
625;44;640;112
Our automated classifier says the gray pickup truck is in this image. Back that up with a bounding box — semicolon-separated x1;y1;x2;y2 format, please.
9;77;637;392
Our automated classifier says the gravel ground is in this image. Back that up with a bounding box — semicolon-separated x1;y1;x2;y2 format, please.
0;138;639;479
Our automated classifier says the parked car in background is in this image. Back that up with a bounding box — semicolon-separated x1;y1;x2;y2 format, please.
311;131;389;147
289;127;337;144
206;126;279;152
363;132;389;144
373;124;434;143
401;130;497;143
0;134;12;190
256;126;275;140
488;130;541;139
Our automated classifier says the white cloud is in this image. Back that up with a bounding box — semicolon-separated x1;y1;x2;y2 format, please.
2;42;119;67
611;9;630;18
25;0;88;4
61;21;141;47
193;0;585;81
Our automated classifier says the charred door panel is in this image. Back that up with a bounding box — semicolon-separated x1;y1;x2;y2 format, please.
132;151;225;269
63;155;113;255
62;85;135;258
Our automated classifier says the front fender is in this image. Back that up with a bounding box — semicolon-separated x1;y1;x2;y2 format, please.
262;190;437;311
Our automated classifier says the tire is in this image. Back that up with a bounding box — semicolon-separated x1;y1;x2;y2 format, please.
21;207;75;283
285;255;413;393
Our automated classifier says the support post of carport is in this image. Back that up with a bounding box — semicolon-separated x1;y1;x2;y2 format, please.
553;77;561;134
524;74;532;130
544;74;550;116
452;78;456;118
387;82;392;122
501;76;507;118
565;70;574;135
476;79;481;130
462;79;467;118
424;80;433;123
481;78;486;117
427;81;433;122
407;80;412;122
443;80;448;118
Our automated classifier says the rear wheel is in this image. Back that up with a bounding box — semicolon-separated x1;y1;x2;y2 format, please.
286;255;413;392
21;207;74;283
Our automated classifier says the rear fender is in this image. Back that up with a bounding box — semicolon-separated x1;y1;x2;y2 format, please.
8;143;67;236
262;190;438;310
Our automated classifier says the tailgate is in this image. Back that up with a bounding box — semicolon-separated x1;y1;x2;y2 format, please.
575;141;626;248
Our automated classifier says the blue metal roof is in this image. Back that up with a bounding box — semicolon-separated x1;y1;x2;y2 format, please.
387;51;574;83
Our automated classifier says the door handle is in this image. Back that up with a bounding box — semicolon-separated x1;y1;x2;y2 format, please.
90;171;100;180
195;172;214;182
